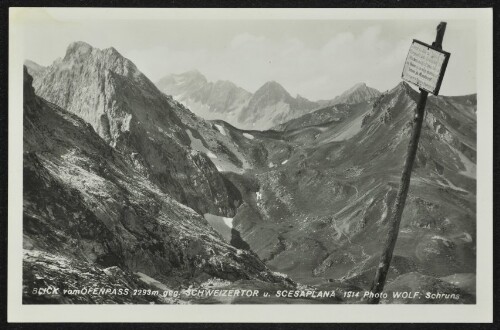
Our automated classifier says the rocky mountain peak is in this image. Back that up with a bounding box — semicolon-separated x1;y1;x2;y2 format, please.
353;82;367;88
390;81;419;100
156;70;209;96
249;81;294;109
185;69;204;77
156;71;253;126
213;79;237;89
256;81;290;98
237;81;319;130
60;41;145;86
249;81;295;108
359;81;419;128
334;82;381;105
178;70;208;84
104;46;121;55
29;41;245;219
317;82;381;108
64;41;94;58
343;82;377;96
29;41;172;146
394;81;409;91
336;82;368;96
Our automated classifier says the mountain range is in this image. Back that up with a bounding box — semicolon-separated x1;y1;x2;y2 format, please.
317;82;381;107
156;71;380;130
23;41;476;304
156;70;252;126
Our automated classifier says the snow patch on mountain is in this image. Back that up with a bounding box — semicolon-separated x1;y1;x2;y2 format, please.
204;213;234;242
214;124;226;136
460;232;473;243
186;129;218;159
325;112;365;142
451;146;476;179
185;128;250;173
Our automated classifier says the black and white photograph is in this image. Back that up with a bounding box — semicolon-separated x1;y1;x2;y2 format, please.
7;7;493;323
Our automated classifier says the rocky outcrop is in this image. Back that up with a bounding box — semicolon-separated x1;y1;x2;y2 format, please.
24;59;47;82
29;42;239;217
23;250;166;304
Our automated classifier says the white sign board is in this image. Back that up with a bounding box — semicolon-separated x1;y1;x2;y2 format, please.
402;40;450;95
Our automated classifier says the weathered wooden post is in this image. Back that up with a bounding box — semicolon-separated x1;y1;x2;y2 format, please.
367;22;450;304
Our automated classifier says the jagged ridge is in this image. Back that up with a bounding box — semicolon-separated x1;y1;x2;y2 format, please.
29;41;240;217
23;66;292;303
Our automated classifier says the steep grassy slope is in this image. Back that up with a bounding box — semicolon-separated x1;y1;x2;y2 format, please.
217;83;476;302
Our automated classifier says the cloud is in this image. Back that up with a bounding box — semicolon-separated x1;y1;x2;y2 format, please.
125;25;426;100
25;18;475;100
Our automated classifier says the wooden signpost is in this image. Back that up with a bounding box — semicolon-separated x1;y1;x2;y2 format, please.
367;22;450;304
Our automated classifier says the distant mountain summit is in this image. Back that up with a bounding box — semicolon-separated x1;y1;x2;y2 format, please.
157;74;381;131
156;71;252;125
157;73;319;130
318;82;381;107
237;81;318;130
251;81;291;101
156;70;209;97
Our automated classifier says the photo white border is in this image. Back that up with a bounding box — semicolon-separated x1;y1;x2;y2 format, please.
8;7;493;323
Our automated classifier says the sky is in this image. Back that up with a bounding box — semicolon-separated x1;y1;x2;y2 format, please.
14;8;477;100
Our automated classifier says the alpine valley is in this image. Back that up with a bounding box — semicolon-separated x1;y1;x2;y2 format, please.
23;42;476;304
